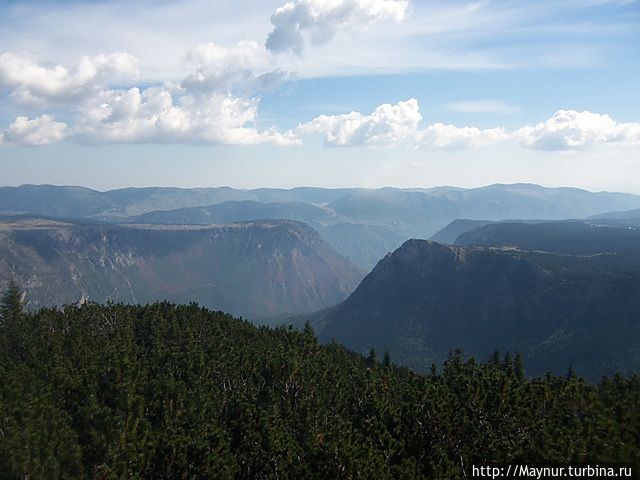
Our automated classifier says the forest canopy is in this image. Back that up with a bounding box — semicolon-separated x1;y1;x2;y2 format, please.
0;295;638;479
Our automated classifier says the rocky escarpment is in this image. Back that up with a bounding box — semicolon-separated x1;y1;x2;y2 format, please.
0;217;364;317
319;238;640;379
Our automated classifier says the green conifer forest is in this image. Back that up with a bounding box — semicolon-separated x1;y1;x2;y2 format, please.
1;296;638;479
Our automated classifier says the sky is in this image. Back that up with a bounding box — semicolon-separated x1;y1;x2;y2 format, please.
0;0;639;192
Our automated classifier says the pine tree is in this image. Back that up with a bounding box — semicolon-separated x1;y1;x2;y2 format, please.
0;280;23;323
383;350;391;368
366;348;377;366
502;352;512;373
303;320;317;346
514;352;525;382
490;349;501;366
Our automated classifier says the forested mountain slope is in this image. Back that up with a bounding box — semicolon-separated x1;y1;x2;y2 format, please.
454;220;640;266
1;302;638;478
589;208;640;227
319;239;640;380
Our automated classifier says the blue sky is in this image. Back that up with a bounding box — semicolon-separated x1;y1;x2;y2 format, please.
0;0;639;191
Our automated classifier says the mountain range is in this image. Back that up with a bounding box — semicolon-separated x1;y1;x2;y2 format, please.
2;183;640;379
3;183;640;269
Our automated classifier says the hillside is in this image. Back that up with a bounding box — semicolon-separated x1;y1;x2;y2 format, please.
0;216;363;317
589;208;640;227
455;220;640;264
1;302;638;478
319;239;640;379
131;200;337;226
130;202;405;270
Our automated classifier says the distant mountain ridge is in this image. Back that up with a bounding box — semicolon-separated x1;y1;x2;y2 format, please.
130;200;337;226
3;183;640;269
3;183;639;224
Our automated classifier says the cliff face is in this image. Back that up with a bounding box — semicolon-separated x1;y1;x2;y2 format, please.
320;239;640;379
0;217;364;317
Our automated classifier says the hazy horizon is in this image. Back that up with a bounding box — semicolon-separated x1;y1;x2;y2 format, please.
1;0;639;194
3;181;640;197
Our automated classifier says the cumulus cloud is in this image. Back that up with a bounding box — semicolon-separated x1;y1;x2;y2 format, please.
0;52;139;108
0;47;297;147
298;98;506;149
1;115;67;146
299;101;640;151
515;110;640;151
298;98;421;146
74;84;299;146
418;123;508;150
3;43;639;152
183;41;289;94
66;42;299;146
266;0;409;54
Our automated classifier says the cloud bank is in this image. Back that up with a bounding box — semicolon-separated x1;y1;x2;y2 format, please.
299;99;640;151
0;45;297;146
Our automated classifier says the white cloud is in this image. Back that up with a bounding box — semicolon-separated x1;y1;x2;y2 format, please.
3;87;638;151
66;41;299;146
298;98;507;149
1;0;635;83
516;110;640;150
183;41;288;94
266;0;409;54
74;84;299;146
298;98;421;146
0;52;139;108
1;115;67;146
299;102;640;151
0;45;297;146
67;42;299;145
